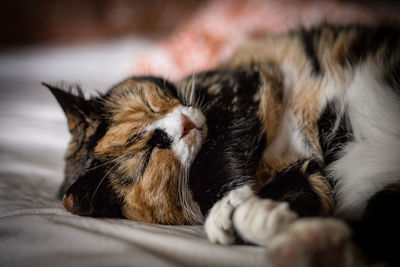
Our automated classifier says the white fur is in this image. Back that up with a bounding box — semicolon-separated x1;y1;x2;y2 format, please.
148;106;206;165
205;185;254;244
233;197;297;246
328;60;400;219
281;60;300;98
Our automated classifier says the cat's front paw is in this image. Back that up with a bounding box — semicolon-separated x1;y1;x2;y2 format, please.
204;197;236;245
205;185;253;245
267;218;360;267
232;197;298;246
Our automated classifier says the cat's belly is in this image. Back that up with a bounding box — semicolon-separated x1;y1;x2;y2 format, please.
328;60;400;220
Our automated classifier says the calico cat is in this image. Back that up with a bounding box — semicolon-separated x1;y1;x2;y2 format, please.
46;24;400;266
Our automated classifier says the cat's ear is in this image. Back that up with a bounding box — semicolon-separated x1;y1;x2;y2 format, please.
43;83;94;132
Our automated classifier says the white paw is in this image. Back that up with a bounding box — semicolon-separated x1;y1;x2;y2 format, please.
232;197;298;246
205;185;253;245
267;218;359;267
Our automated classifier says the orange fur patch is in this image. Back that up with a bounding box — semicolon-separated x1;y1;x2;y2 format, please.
289;79;323;160
257;63;284;144
122;149;187;224
95;79;179;157
308;173;334;216
92;79;190;224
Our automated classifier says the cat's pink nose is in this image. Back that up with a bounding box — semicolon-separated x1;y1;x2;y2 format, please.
182;114;196;137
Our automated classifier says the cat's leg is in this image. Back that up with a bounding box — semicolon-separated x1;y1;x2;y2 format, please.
232;159;333;245
266;183;400;267
205;183;299;245
205;184;299;245
206;159;335;246
237;159;361;266
231;197;298;246
204;184;254;244
257;159;333;217
232;160;361;265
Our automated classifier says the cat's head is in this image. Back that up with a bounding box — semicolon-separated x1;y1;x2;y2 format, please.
46;77;207;224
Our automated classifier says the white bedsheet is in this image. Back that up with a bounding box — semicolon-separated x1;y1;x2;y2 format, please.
0;39;270;267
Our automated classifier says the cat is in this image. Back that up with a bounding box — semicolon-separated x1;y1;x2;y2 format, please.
46;24;400;266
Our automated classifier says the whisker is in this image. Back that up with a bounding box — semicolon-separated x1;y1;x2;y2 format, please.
186;80;191;106
176;82;183;102
89;160;122;214
184;79;188;101
177;160;204;224
190;74;196;106
196;90;206;110
80;154;126;175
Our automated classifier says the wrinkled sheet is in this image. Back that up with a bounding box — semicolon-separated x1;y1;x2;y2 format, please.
0;39;270;267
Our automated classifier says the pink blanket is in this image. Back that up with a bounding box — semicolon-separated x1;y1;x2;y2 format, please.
132;0;400;80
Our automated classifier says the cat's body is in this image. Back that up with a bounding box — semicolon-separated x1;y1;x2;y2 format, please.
48;24;400;265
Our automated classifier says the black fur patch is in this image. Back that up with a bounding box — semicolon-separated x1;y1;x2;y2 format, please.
257;159;322;217
383;60;400;97
127;131;145;145
58;117;110;198
65;159;124;218
347;26;400;66
350;184;400;265
317;101;352;166
300;28;323;76
148;129;173;149
189;68;266;215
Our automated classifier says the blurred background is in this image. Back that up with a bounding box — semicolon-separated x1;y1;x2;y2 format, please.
0;0;202;46
1;0;399;46
1;0;400;79
0;0;400;86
